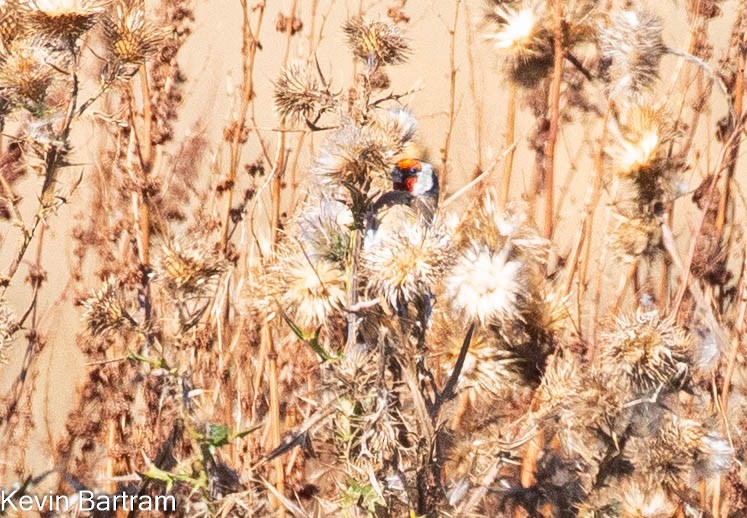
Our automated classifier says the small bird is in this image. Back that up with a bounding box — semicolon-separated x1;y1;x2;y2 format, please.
364;158;439;249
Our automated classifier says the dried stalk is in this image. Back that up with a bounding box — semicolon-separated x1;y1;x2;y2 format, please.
499;82;517;210
219;2;265;250
543;0;565;239
439;0;461;201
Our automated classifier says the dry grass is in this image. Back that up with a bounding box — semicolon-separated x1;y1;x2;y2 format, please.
0;0;746;516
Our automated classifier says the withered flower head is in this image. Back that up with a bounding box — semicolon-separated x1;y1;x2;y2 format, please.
618;479;677;518
363;217;455;309
598;9;666;99
0;300;17;363
600;309;692;395
483;0;553;87
27;0;108;42
462;196;549;262
627;414;732;487
436;322;523;402
610;213;660;262
81;278;137;336
274;251;346;329
297;198;352;265
273;62;337;124
157;242;225;295
343;17;409;67
0;1;28;48
445;241;527;326
0;39;55;106
312;110;418;193
610;105;676;179
104;3;165;65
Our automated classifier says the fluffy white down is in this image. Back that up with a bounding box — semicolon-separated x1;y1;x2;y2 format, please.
446;243;524;325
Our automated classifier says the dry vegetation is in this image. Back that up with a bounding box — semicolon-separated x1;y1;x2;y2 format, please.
0;0;747;516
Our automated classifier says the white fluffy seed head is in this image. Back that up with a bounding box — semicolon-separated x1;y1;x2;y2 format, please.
445;242;526;326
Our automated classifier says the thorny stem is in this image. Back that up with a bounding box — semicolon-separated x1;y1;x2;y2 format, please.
543;0;565;240
439;0;461;202
220;1;265;251
270;0;298;247
464;0;483;171
3;55;80;293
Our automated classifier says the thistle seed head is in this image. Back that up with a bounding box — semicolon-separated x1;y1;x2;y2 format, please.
600;309;692;395
627;414;732;487
445;241;527;326
274;251;346;330
610;213;660;262
104;3;165;65
483;1;554;87
27;0;108;42
437;325;524;402
460;196;549;265
296;198;352;265
598;9;666;100
0;40;55;106
157;242;224;295
610;105;676;179
618;479;677;518
363;217;455;309
312;111;418;193
343;17;410;67
81;278;136;336
0;1;28;47
273;62;337;124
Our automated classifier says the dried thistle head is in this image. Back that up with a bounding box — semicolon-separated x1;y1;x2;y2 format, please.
434;320;524;403
535;357;623;465
313;123;390;191
445;241;528;326
157;242;224;295
598;9;666;100
618;479;677;518
610;105;676;179
104;3;165;65
0;300;17;363
372;108;418;155
600;309;692;395
0;39;55;106
459;196;549;265
627;414;732;487
273;62;336;124
81;278;137;336
483;0;553;87
0;1;28;48
343;17;409;67
609;213;660;262
27;0;108;42
313;111;418;197
273;251;346;330
363;217;455;309
296;198;352;265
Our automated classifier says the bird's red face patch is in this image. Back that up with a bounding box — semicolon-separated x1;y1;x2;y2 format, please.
392;158;422;192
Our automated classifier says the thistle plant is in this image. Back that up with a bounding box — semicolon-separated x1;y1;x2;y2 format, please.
2;1;747;517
